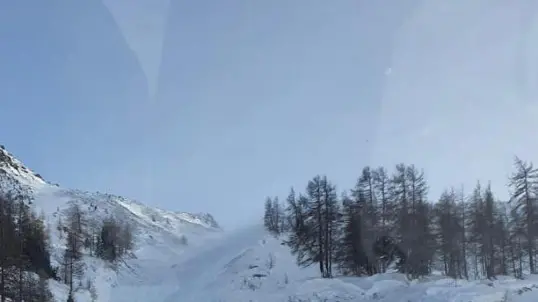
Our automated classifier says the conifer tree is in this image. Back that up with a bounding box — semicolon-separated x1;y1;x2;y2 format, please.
508;156;538;273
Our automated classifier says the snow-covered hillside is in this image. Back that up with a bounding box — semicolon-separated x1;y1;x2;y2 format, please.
0;145;223;301
158;233;538;302
111;226;538;302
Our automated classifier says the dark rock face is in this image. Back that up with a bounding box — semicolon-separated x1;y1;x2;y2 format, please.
199;212;221;229
0;145;38;179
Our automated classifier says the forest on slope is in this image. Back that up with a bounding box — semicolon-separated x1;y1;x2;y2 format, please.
0;174;134;302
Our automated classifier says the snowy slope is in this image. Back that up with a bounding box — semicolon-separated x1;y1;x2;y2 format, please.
0;145;223;302
0;145;48;189
155;233;538;302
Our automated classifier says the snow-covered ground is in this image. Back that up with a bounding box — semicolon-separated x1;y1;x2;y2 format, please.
143;232;538;302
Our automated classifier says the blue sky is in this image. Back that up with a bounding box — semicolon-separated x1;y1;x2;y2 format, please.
372;0;538;201
1;0;537;228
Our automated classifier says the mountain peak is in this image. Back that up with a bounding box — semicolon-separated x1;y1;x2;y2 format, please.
0;144;48;189
197;212;220;229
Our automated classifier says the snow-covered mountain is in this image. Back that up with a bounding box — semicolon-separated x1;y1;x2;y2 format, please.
0;145;220;233
0;145;223;301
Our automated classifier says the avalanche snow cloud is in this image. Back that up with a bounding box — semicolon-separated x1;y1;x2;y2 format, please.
373;0;538;200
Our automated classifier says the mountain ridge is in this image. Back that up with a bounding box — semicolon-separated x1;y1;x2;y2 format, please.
0;143;222;301
0;144;48;187
0;144;219;230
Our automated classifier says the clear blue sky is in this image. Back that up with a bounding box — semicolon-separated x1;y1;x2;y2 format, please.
1;0;536;228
